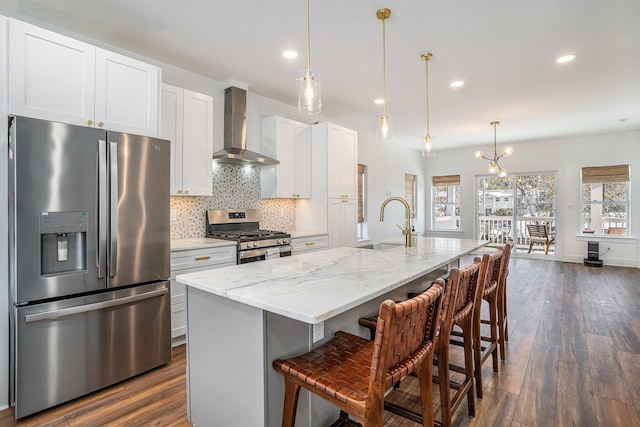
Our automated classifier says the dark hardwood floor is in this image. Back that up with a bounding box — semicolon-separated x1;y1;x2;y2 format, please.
2;258;640;426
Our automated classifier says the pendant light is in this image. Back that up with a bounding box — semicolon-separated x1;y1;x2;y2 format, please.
376;8;393;143
421;52;434;157
475;121;513;177
297;0;321;115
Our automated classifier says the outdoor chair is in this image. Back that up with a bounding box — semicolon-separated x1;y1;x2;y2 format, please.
526;224;555;254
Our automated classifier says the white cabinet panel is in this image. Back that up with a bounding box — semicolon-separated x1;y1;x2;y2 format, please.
328;199;357;248
9;19;95;126
297;122;358;248
261;116;311;199
8;19;160;137
291;235;329;254
94;48;160;136
170;245;236;343
161;84;213;196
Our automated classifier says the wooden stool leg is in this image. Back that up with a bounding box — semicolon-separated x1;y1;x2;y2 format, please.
497;292;507;360
489;295;499;373
438;344;453;427
473;312;483;400
282;379;301;427
462;316;476;417
417;362;435;427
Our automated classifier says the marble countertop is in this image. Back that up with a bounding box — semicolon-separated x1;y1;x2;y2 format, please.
176;236;486;324
170;238;237;251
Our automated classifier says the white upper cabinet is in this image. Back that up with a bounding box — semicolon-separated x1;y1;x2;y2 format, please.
8;19;160;137
326;123;358;200
94;48;159;136
161;84;213;196
261;116;311;199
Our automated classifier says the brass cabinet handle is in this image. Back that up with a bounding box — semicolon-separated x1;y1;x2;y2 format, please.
342;199;348;203
185;190;190;194
194;256;211;261
305;241;316;246
98;121;104;127
177;190;182;194
87;120;93;126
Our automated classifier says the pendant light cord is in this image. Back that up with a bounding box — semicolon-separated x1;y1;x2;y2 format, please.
425;55;430;137
382;16;387;116
306;0;311;72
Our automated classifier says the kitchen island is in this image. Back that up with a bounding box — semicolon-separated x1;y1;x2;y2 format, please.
176;236;487;427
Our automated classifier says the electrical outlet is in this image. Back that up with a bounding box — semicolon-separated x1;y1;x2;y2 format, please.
312;321;324;342
170;209;177;222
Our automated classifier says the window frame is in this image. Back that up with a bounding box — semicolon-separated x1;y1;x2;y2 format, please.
431;175;461;231
580;165;630;237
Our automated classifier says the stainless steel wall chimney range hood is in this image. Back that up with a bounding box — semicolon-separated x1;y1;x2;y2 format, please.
211;86;279;166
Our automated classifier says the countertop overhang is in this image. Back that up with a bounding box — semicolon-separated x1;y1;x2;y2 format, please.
176;236;487;324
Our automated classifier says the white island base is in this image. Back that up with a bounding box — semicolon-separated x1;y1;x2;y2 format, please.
180;239;487;426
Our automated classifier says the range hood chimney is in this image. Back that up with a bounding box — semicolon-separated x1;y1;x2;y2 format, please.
211;86;279;166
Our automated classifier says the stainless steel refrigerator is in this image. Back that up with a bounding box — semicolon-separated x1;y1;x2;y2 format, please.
8;116;172;419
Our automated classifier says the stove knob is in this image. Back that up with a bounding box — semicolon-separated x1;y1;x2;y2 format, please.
252;241;259;248
277;239;282;244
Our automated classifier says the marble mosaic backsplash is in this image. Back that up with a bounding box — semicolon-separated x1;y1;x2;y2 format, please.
170;164;296;239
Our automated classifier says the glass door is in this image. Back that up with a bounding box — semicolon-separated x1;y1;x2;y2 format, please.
513;173;557;255
476;175;515;249
476;172;557;256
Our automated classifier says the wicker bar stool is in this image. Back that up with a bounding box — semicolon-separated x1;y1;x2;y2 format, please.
470;245;507;399
498;245;513;360
383;259;484;427
496;243;512;360
272;283;444;427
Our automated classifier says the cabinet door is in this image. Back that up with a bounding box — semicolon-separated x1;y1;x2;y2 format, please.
327;124;358;200
328;199;357;248
9;19;95;126
161;84;184;196
295;122;312;198
94;48;160;137
181;90;213;196
340;128;358;199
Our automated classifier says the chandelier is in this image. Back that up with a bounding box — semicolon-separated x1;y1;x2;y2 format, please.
297;0;321;115
475;121;513;177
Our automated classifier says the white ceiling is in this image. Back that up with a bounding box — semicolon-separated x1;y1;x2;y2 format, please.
3;0;640;151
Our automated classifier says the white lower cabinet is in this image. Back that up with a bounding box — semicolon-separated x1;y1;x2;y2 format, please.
291;234;329;255
170;245;235;344
328;199;358;249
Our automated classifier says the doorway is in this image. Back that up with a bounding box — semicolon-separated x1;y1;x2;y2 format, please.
476;172;557;256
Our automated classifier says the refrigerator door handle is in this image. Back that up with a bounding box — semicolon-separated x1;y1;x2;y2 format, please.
109;141;118;277
97;139;107;279
24;287;168;323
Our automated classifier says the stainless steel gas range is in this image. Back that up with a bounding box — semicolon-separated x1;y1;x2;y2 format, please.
206;209;292;264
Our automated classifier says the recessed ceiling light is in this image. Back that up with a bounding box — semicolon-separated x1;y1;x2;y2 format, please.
556;54;576;63
374;99;385;105
450;81;464;88
283;51;298;59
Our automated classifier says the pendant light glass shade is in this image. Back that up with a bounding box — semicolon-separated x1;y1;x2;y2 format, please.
376;8;393;143
377;113;393;143
298;0;321;115
421;53;434;157
298;69;321;114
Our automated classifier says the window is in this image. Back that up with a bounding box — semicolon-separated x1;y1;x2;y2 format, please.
405;173;417;218
358;164;367;239
432;175;460;230
581;165;629;236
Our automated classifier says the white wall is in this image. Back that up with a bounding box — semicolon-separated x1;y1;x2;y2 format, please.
424;130;640;267
357;130;426;244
